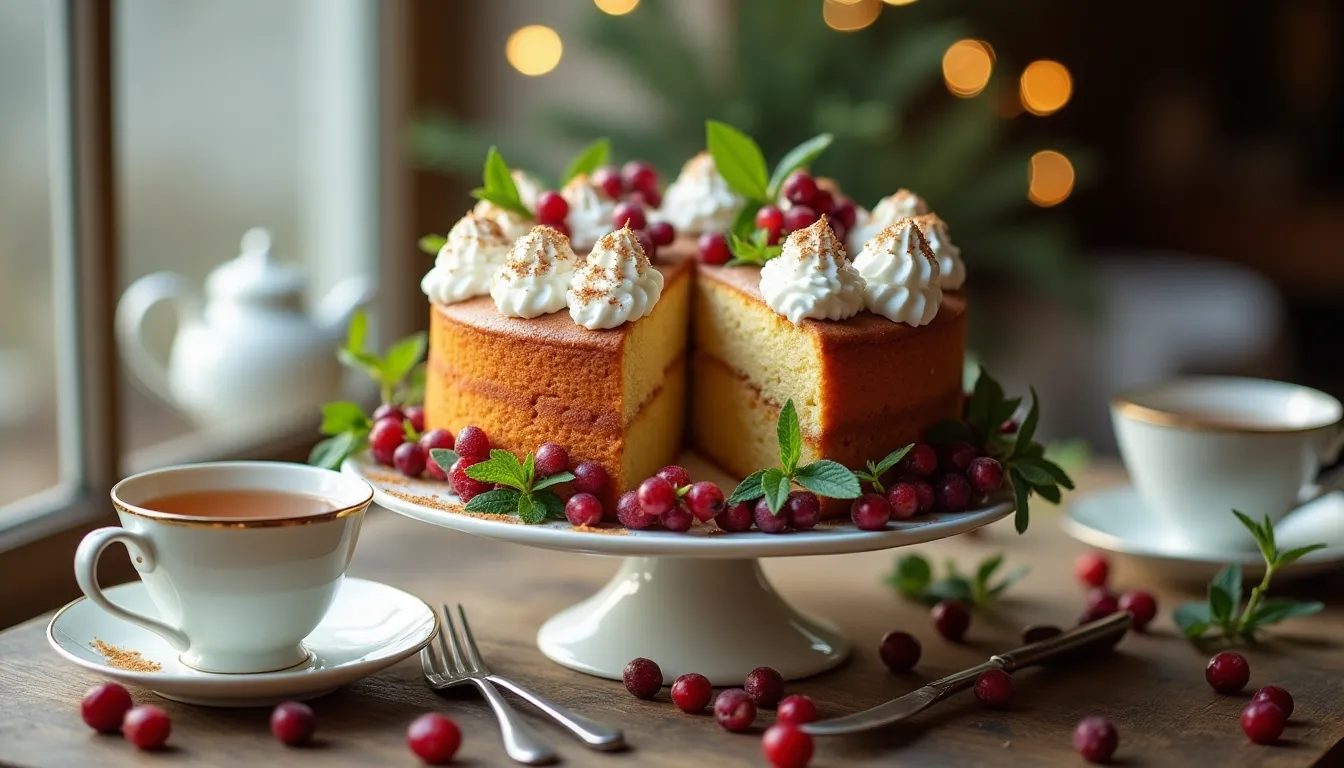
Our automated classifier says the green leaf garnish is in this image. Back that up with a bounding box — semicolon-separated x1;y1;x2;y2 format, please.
726;399;862;517
853;444;914;494
794;460;861;499
726;469;767;505
705;120;769;200
309;431;366;471
452;449;579;525
470;146;530;218
760;468;791;515
429;448;461;473
466;449;529;489
562;138;611;185
886;552;1028;607
533;471;576;492
418;234;447;254
777;400;801;474
336;308;428;405
727;229;783;266
465;489;522;515
766;133;834;201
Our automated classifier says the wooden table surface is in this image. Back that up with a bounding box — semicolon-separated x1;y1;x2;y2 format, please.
2;465;1341;767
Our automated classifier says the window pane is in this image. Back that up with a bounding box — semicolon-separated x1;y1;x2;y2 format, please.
0;0;62;507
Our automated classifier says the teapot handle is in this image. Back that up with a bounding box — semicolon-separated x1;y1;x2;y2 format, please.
115;272;199;406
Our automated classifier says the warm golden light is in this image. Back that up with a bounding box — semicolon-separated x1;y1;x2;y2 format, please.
1028;150;1075;206
883;0;918;5
942;40;994;97
505;25;563;77
1020;60;1073;116
593;0;640;15
823;0;883;31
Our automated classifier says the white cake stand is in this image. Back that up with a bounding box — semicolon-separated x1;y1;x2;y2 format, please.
345;452;1013;685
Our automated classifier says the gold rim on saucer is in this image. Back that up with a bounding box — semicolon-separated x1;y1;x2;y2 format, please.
1111;378;1342;435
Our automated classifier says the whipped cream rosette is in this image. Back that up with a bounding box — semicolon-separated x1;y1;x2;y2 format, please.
851;218;943;326
657;152;745;235
910;213;965;290
490;225;579;318
472;199;533;242
420;213;513;305
846;189;930;255
562;174;619;250
567;226;664;330
510;169;544;214
759;217;866;325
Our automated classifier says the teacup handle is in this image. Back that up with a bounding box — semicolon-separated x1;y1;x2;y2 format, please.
74;527;190;652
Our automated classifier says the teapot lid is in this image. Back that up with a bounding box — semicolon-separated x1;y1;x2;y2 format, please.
204;228;305;302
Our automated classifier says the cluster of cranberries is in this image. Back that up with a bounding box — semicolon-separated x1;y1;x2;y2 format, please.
618;465;726;532
851;442;1005;532
534;160;676;260
1072;551;1159;630
623;658;816;768
1203;652;1296;745
695;169;859;266
368;403;455;480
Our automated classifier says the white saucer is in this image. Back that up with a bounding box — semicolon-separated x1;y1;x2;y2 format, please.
47;577;437;707
1061;484;1344;585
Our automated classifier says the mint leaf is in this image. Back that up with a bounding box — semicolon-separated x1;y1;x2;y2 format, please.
889;554;932;599
562;138;611;184
925;578;975;604
1174;602;1212;638
728;469;767;505
534;490;568;520
464;489;521;514
472;189;529;216
533;471;576;492
766;133;834;200
988;565;1030;598
1013;461;1055;488
761;468;790;515
309;431;365;471
521;452;536;487
794;460;861;499
1011;471;1031;534
1013;387;1040;455
1233;510;1276;564
320;401;369;435
1277;543;1327;566
966;367;1004;445
516;493;547;525
418;234;447;254
346;308;368;354
1246;598;1324;628
1033;483;1062;504
465;449;528;489
382;333;427;382
1018;456;1075;490
478;147;527;213
975;554;1003;587
777;399;801;474
1208;584;1233;625
873;444;913;478
429;448;460;474
729;205;759;241
1212;563;1242;611
706;120;769;200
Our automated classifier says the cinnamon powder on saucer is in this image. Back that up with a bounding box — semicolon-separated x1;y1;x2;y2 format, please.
90;638;162;673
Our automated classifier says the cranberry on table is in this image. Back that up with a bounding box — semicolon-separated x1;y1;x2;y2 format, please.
935;473;972;512
565;492;604;527
713;688;757;732
776;694;817;726
372;403;404;424
656;464;692;490
851;493;891;530
911;480;935;514
661;503;694;532
781;205;817;234
1073;715;1119;763
761;723;814;768
782;171;819;207
885;482;919;520
617;490;657;529
406;712;462;765
637;476;677;517
648;220;676;247
122;704;171;750
966;457;1004;494
369;417;406;466
623;657;663;700
715;500;755;532
612;201;647;231
784;490;821;530
697;232;731;265
1080;587;1119;624
534;442;569;477
453;425;490;459
932;600;971;642
449;456;491;502
80;682;132;733
270;701;317;747
671;673;713;713
394;442;427;477
1252;685;1294;718
1206;652;1250;694
1074;552;1109;588
755;205;785;240
974;668;1013;709
878;630;921;672
686;481;726;522
828;197;857;229
571;461;610;496
897;443;938;477
745;666;786;708
622;160;660;196
1241;700;1286;745
754;498;791;534
591;166;625;198
1117;590;1158;631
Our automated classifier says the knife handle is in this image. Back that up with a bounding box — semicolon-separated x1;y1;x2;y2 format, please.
991;611;1131;673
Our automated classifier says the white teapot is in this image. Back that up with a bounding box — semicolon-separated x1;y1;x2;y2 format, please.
116;228;374;427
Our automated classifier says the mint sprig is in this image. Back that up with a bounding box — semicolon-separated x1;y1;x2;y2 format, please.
725;229;783;267
336;309;427;405
470;146;530;218
853;444;913;494
886;553;1029;607
561;138;611;185
1174;511;1326;642
705;120;833;246
309;401;372;470
727;400;861;515
431;447;575;525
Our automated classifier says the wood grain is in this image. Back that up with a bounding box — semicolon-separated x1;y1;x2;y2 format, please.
1;464;1341;767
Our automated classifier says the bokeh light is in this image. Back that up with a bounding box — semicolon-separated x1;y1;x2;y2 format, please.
1028;150;1075;206
883;0;918;5
823;0;883;32
1020;60;1073;116
505;25;563;77
942;40;994;97
593;0;640;15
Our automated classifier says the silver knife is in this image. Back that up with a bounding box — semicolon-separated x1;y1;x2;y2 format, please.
803;611;1132;736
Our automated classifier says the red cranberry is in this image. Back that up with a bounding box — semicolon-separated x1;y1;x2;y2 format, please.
932;600;971;642
761;723;814;768
534;442;569;477
591;166;624;198
829;197;857;229
622;160;660;196
571;461;610;496
755;205;784;240
745;666;786;709
404;405;426;433
999;419;1019;433
714;689;757;732
810;189;834;219
776;694;817;725
782;171;818;207
637;476;676;517
656;465;692;490
628;188;661;209
939;441;978;474
897;443;938;477
406;712;462;765
715;500;755;532
1080;587;1120;624
1075;552;1109;588
686;481;725;522
661;503;694;532
1117;590;1158;631
449;457;491;502
671;673;713;713
81;682;132;733
966;457;1004;494
612;201;647;231
911;480;935;513
270;701;316;746
534;190;569;226
394;442;428;478
878;631;921;672
419;429;455;480
1073;716;1119;763
454;425;490;459
617;491;657;529
784;490;821;530
754;498;790;534
936;474;972;511
648;220;675;246
1206;652;1250;694
623;657;663;700
851;493;891;530
565;492;604;527
886;482;919;520
698;232;731;265
369;417;406;466
974;668;1013;709
1241;700;1286;745
372;403;404;423
1252;685;1294;718
782;205;817;233
122;705;171;750
634;229;657;260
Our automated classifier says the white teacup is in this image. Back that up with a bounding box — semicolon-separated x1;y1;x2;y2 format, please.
75;461;374;674
1111;377;1344;553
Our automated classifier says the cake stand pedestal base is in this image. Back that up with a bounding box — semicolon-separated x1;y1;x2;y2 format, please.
536;556;849;685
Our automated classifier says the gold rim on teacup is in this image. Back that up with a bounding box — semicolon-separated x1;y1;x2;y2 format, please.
1111;378;1343;435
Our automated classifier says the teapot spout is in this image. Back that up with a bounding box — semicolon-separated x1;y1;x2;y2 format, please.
316;275;377;340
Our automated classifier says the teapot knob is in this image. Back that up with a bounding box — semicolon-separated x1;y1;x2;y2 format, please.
240;227;274;261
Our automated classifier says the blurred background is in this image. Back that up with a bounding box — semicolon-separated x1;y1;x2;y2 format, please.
1;0;1341;600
